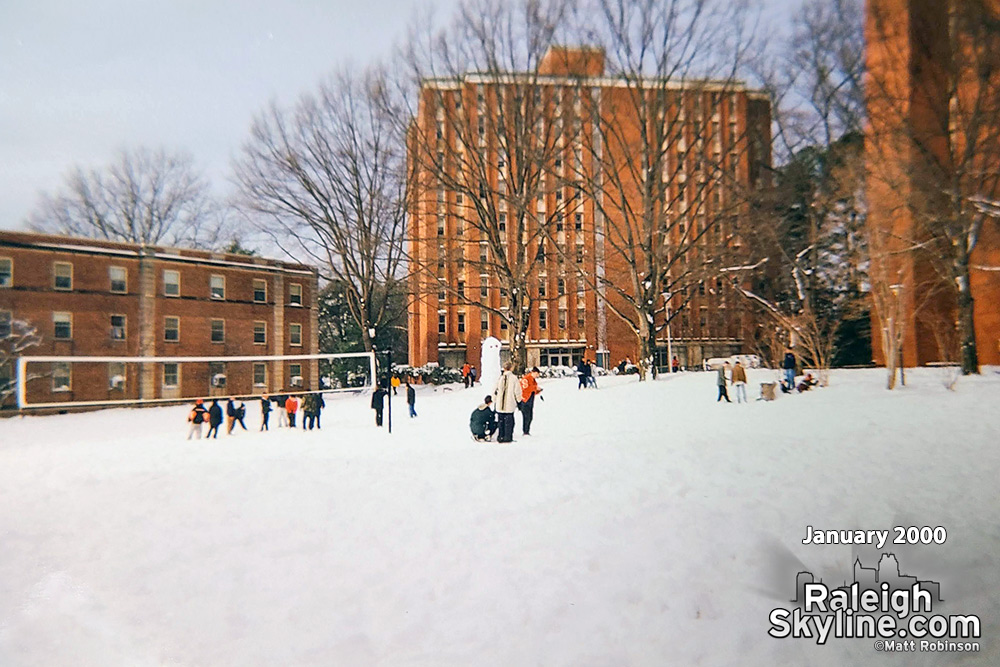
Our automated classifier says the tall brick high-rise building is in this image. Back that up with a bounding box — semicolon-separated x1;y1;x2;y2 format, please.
866;0;1000;367
407;46;771;371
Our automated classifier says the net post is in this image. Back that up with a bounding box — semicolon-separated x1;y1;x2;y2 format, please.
16;355;26;411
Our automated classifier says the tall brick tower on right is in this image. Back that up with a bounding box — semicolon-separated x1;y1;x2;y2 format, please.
866;0;1000;368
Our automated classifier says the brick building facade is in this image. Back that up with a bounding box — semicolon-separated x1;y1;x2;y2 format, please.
866;0;1000;367
407;46;771;371
0;231;319;407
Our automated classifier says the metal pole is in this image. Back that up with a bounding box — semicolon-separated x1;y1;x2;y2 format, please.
666;301;673;373
387;349;392;434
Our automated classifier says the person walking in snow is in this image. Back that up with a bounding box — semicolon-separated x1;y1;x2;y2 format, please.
586;359;598;388
717;362;732;403
518;366;543;436
187;399;208;440
469;365;477;386
207;399;223;439
470;395;497;441
577;359;590;389
233;400;248;432
406;379;417;418
731;360;748;403
260;394;271;431
372;384;387;427
493;362;521;443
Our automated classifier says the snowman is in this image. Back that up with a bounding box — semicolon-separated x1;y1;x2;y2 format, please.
479;336;502;394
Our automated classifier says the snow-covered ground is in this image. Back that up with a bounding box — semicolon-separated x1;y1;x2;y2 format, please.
1;368;998;666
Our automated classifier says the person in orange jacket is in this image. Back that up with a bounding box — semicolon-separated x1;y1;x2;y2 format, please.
284;394;299;428
461;362;471;388
518;366;543;436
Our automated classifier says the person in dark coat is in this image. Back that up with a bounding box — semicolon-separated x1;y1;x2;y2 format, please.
470;395;497;441
273;394;288;427
226;398;238;434
312;393;325;429
301;393;314;430
577;360;590;389
782;349;796;389
371;386;387;427
717;362;732;403
260;394;271;431
469;365;477;385
406;379;417;418
234;400;248;431
207;399;223;438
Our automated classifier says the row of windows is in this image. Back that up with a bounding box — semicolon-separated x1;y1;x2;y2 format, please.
0;257;304;305
48;361;304;393
38;311;302;346
436;309;585;334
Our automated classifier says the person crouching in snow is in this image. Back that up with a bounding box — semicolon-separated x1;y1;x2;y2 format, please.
470;395;497;441
518;366;542;436
372;384;387;426
207;399;223;438
187;399;208;440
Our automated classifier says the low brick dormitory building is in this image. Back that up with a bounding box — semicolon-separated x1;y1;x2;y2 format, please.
0;231;319;408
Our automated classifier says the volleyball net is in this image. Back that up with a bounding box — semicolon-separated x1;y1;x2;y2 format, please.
15;351;376;410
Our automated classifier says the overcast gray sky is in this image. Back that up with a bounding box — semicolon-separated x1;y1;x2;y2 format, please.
0;0;799;234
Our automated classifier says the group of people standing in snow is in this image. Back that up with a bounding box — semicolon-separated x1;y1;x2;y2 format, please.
470;362;543;443
186;393;326;439
460;363;478;388
714;360;749;403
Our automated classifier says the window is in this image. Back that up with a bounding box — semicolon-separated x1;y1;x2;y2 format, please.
164;270;180;297
253;279;267;303
558;278;565;296
575;213;583;231
0;258;11;287
538;278;546;298
53;312;72;340
53;262;72;290
480;284;488;299
109;266;127;293
108;362;126;390
210;275;225;300
209;361;226;388
576;245;584;264
539;308;547;329
481;311;489;330
457;281;465;297
558;308;567;329
458;313;466;333
0;310;11;338
556;217;564;232
577;307;585;327
164;316;180;342
254;321;266;344
289;363;302;381
498;213;507;232
289;323;302;346
110;314;126;340
211;319;225;343
438;313;446;334
289;283;303;306
438;286;446;301
163;363;179;388
253;363;267;387
52;362;71;392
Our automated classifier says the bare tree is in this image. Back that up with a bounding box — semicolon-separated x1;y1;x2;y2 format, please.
27;147;226;248
233;67;407;353
0;317;42;408
399;0;579;372
560;0;761;380
867;0;1000;376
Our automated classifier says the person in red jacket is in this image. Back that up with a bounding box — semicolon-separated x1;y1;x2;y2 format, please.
284;394;299;428
518;367;543;436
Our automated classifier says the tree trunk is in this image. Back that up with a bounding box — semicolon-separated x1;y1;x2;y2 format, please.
636;317;654;382
955;257;980;375
509;288;529;375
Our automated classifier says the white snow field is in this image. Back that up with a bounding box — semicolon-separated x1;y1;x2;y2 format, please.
1;368;998;666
